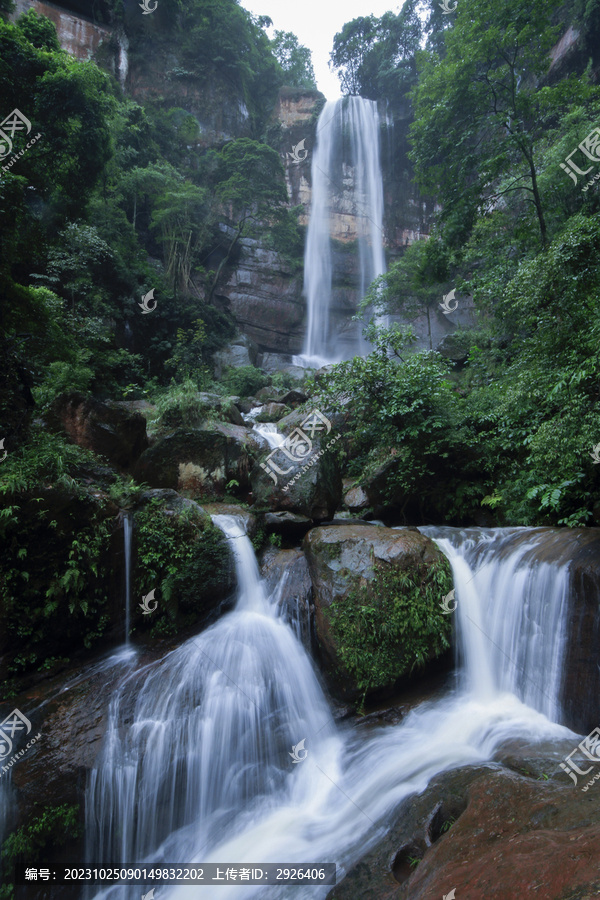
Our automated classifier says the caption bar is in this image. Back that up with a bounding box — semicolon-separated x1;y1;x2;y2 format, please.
17;864;336;885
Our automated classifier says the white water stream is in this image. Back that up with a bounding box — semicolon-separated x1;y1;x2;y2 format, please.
87;523;576;899
123;513;133;645
295;97;386;368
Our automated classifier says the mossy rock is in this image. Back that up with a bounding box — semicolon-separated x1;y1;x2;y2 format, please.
303;525;453;702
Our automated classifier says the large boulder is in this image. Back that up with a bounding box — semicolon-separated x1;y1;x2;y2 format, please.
250;407;343;520
132;490;234;632
303;525;453;700
548;528;600;734
133;423;265;500
260;547;313;646
212;334;258;379
49;391;148;470
328;736;600;900
254;402;290;422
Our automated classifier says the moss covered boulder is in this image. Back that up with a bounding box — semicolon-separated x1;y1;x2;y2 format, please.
132;490;234;636
133;423;264;500
303;525;453;701
250;408;343;519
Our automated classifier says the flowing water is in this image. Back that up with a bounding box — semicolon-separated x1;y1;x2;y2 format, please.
123;512;133;645
294;97;386;369
87;523;577;899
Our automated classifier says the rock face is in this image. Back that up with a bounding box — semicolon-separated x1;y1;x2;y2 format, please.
303;525;453;699
212;335;258;379
12;1;112;60
133;422;264;500
260;547;313;647
216;237;305;356
560;528;600;733
250;408;343;519
49;391;148;470
327;737;600;900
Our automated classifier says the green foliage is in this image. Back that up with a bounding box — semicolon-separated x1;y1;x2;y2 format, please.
316;329;484;522
0;431;113;672
150;378;212;432
1;804;81;872
221;365;269;397
16;9;60;51
134;499;231;630
326;558;453;702
270;31;317;88
330;2;422;103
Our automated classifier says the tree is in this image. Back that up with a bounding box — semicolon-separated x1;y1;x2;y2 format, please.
410;0;592;249
270;31;317;89
330;2;422;102
364;238;452;351
208;138;288;301
330;16;378;95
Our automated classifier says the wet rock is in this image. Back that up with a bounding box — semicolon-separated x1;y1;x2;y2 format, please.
49;391;148;470
212;334;258;379
303;525;453;699
236;397;262;415
329;742;600;900
254;402;290;422
250;407;343;519
133;423;263;500
260;547;312;645
344;484;370;512
559;528;600;733
279;389;308;407
255;386;282;402
201;502;257;538
264;511;313;539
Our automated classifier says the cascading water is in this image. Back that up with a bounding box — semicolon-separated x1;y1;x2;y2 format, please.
123;512;133;645
294;97;386;368
87;525;578;900
420;527;572;719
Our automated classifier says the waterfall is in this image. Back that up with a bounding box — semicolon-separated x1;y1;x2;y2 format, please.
86;527;576;900
420;527;572;720
123;513;133;644
294;97;386;369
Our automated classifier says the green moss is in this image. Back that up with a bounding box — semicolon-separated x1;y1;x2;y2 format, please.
325;557;453;702
134;499;231;634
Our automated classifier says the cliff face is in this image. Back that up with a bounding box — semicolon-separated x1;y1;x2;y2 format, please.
8;4;590;362
12;0;112;59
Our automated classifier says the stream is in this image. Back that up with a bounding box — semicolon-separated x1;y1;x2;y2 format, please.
86;520;577;899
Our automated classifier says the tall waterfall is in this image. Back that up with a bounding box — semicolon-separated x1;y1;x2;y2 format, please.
123;513;133;645
295;97;386;368
87;526;577;900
